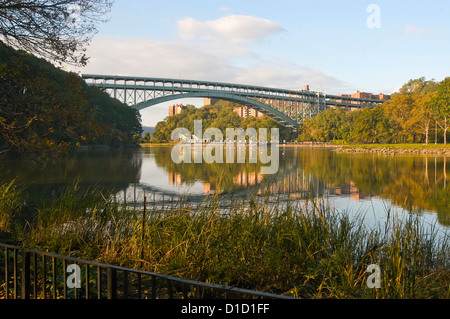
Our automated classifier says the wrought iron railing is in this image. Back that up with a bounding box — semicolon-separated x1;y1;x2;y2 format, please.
0;243;294;300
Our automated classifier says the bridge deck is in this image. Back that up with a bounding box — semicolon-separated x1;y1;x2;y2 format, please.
82;74;388;129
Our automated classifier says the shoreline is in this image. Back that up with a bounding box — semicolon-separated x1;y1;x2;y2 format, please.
140;142;339;148
139;142;450;155
336;144;450;155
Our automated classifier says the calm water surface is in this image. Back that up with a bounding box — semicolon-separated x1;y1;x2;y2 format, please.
1;146;449;234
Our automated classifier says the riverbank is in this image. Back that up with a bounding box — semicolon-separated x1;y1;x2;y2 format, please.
76;143;141;151
336;144;450;155
139;141;450;155
140;142;338;148
140;142;176;146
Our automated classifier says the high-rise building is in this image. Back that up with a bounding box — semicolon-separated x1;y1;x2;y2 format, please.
233;106;265;119
334;90;390;110
204;98;221;106
169;104;185;116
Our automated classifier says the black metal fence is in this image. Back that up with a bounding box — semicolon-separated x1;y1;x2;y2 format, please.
0;243;293;300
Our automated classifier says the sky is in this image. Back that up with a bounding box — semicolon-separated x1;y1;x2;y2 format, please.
74;0;450;127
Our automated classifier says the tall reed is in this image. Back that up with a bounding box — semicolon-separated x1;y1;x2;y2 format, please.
14;183;450;299
0;180;24;242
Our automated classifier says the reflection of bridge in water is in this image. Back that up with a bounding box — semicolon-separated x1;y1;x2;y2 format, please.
113;165;366;209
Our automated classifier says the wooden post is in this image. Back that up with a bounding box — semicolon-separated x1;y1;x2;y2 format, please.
21;250;30;299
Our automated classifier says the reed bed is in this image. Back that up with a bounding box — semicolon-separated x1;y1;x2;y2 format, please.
1;181;449;299
0;180;25;242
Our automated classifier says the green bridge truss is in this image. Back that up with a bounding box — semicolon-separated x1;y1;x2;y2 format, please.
82;74;387;130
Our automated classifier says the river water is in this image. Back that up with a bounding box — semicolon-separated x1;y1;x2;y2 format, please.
1;146;449;234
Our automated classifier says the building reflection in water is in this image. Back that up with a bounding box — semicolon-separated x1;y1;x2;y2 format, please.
113;147;450;228
168;166;366;201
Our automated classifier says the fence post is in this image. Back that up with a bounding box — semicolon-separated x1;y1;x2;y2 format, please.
107;268;117;299
13;249;17;299
4;248;9;299
141;196;147;261
21;250;30;299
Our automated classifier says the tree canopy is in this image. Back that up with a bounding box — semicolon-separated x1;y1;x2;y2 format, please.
301;77;450;145
0;42;141;160
151;101;296;143
0;0;113;66
430;78;450;144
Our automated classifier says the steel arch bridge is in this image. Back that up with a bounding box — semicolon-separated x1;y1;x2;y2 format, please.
82;74;387;130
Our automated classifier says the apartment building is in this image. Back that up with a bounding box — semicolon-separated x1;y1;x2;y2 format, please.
169;104;185;116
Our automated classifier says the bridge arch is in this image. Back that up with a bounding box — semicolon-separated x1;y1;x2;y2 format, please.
134;92;300;130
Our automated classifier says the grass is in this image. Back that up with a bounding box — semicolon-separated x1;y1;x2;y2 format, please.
1;181;449;299
0;180;25;242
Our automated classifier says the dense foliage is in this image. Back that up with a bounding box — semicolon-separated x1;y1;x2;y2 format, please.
150;100;296;143
150;77;450;145
301;77;450;144
0;43;142;160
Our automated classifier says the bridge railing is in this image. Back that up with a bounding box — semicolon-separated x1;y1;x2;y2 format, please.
82;74;386;113
82;74;388;130
0;243;294;300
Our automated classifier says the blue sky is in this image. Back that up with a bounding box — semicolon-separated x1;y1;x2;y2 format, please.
76;0;450;126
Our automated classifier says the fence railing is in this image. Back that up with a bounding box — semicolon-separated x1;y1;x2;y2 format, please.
0;243;294;300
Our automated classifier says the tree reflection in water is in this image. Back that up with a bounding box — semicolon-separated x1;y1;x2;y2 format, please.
150;146;450;228
1;146;449;228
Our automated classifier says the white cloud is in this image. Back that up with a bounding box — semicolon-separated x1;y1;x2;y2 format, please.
177;15;284;44
233;60;345;92
79;35;239;80
76;13;345;92
404;25;447;36
77;14;345;94
79;35;345;93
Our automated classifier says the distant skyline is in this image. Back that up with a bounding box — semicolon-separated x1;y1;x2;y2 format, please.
73;0;450;126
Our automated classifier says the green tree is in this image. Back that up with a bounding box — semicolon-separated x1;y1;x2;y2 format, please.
294;77;444;145
141;132;151;143
351;107;393;143
150;101;295;143
339;111;357;143
410;92;437;145
431;78;450;145
398;77;439;95
0;43;141;159
382;94;417;143
300;108;349;142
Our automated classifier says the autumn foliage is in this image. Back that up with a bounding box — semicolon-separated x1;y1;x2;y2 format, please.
0;43;142;160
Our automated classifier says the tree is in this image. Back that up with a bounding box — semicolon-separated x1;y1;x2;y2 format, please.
150;101;295;144
298;78;444;145
0;0;113;66
382;94;416;143
141;132;151;143
0;42;141;159
382;78;440;144
398;77;439;95
431;78;450;145
300;108;347;142
351;107;392;143
410;92;437;145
